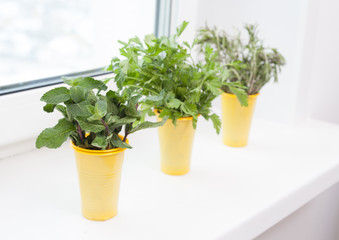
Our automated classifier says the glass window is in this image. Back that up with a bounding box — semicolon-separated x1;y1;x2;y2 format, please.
0;0;157;89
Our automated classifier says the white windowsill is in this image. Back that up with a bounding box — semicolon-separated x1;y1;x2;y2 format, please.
0;117;339;240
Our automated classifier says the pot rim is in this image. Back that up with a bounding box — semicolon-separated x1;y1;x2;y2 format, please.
70;134;128;155
222;92;259;98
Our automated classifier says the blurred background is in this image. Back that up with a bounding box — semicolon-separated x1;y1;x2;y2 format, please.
1;0;339;140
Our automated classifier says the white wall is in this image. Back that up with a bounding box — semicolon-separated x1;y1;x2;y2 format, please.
172;0;339;125
305;0;339;124
170;1;339;239
255;181;339;240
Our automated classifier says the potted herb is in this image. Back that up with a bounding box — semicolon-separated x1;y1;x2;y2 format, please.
106;21;225;175
197;24;285;147
36;77;165;220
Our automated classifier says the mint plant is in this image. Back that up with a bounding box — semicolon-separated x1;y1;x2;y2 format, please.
196;24;285;105
106;21;234;134
36;77;166;150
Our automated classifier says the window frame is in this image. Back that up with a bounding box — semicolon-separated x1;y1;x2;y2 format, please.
0;0;173;154
0;0;172;97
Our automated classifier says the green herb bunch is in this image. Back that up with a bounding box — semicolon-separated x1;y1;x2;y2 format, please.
36;77;166;150
106;21;229;133
196;24;285;104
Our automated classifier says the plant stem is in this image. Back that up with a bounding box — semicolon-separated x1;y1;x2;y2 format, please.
77;122;84;140
123;133;128;142
100;119;110;136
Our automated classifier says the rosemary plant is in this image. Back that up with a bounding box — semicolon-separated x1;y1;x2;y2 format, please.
197;24;285;105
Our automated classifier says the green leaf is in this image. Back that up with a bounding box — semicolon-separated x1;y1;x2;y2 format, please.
209;113;221;134
180;102;197;116
176;21;189;37
204;78;222;96
76;116;106;133
125;101;139;118
66;100;93;117
107;100;118;115
87;90;97;105
144;34;156;47
70;86;87;103
91;134;108;148
129;116;168;134
62;77;80;86
111;133;132;149
36;118;75;149
81;77;107;90
43;104;56;113
87;100;107;121
166;98;181;109
228;85;248;107
107;116;136;125
40;87;70;104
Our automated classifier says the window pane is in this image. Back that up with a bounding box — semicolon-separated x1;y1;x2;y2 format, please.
0;0;156;87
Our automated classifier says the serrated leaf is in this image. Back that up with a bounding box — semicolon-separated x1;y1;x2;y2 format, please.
209;113;221;134
125;102;139;118
204;79;222;96
108;116;136;131
76;116;106;133
40;87;70;104
87;100;107;121
166;98;181;109
87;90;97;105
77;77;108;91
62;77;80;86
180;102;197;116
144;34;156;47
111;133;132;149
107;100;118;115
36;118;75;149
129;116;168;134
66;100;92;117
228;85;248;107
176;21;189;37
43;104;56;113
91;134;108;148
70;86;87;103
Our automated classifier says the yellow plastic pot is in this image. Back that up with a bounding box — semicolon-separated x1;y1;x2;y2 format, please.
221;92;259;147
157;115;196;175
71;139;127;221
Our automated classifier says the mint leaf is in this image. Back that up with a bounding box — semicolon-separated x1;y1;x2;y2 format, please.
36;118;75;149
66;100;92;117
40;87;70;104
43;104;56;113
78;77;107;91
129;116;168;134
92;134;108;148
76;116;106;133
70;86;87;103
87;100;107;121
111;133;132;149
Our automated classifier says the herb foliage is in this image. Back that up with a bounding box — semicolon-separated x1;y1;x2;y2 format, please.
106;21;229;133
197;24;285;105
36;77;166;150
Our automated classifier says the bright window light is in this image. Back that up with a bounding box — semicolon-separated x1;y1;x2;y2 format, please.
0;0;156;87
